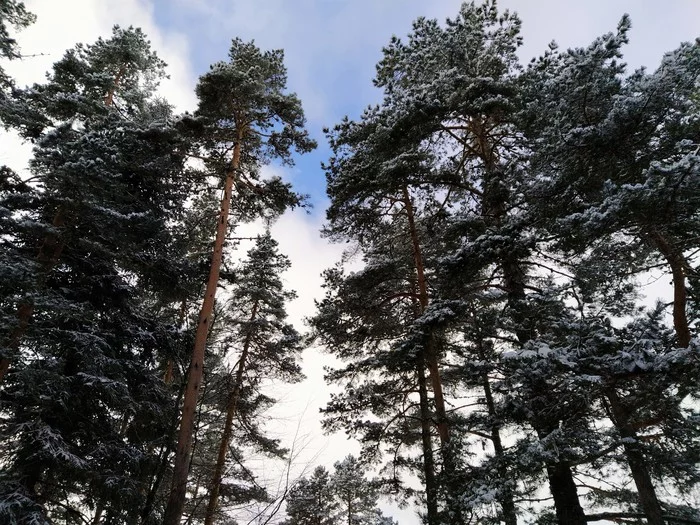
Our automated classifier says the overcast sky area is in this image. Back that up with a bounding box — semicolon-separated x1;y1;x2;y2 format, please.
2;1;699;523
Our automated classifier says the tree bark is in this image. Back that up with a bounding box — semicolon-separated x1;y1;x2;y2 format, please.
104;65;126;107
606;389;664;525
163;301;187;385
497;205;585;525
162;127;243;525
203;300;258;525
648;229;691;348
401;186;466;523
482;371;517;525
402;186;449;445
417;359;439;525
544;457;587;525
476;120;585;523
140;382;186;525
92;501;105;525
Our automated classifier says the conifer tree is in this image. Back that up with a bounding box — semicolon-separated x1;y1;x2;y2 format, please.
0;25;170;383
0;0;34;91
163;39;315;525
282;466;337;525
0;27;193;525
203;232;304;525
330;455;397;525
313;223;443;523
282;457;396;525
520;18;700;524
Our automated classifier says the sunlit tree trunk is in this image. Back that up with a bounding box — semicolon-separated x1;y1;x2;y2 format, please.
163;126;244;525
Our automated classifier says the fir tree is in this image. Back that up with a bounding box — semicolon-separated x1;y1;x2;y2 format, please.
0;27;193;525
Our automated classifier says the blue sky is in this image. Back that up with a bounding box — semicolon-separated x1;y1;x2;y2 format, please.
7;1;700;214
141;0;700;211
3;1;700;522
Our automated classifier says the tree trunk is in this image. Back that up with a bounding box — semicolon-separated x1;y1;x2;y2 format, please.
648;229;691;348
104;65;126;107
606;389;665;525
92;501;105;525
162;128;243;525
163;301;187;385
401;187;449;445
482;372;517;525
417;360;439;525
203;300;258;525
468;113;585;525
502;238;585;525
402;186;466;523
140;383;186;525
544;458;587;525
493;193;584;525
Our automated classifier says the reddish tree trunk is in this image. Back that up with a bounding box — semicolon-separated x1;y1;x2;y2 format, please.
162;129;243;525
401;187;449;445
103;65;126;107
401;187;465;523
649;230;691;347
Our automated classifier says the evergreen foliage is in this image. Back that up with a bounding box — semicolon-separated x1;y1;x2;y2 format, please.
282;456;396;525
316;1;700;524
0;2;698;525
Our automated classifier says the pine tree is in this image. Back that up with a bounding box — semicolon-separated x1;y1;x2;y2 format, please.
318;3;550;523
163;38;315;525
520;17;700;523
203;232;304;525
313;226;443;522
282;457;396;525
330;455;397;525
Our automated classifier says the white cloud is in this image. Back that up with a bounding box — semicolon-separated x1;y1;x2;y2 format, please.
7;0;196;109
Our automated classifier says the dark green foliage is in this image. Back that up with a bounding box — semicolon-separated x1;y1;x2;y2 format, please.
184;233;305;523
181;37;316;221
282;456;396;525
0;28;193;525
282;466;337;525
317;2;700;524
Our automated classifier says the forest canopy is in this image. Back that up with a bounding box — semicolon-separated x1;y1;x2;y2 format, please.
0;1;698;524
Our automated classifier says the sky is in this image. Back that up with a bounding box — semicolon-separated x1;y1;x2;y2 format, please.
3;1;700;523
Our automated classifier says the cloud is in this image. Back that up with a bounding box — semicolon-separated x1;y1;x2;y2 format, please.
5;0;196;109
